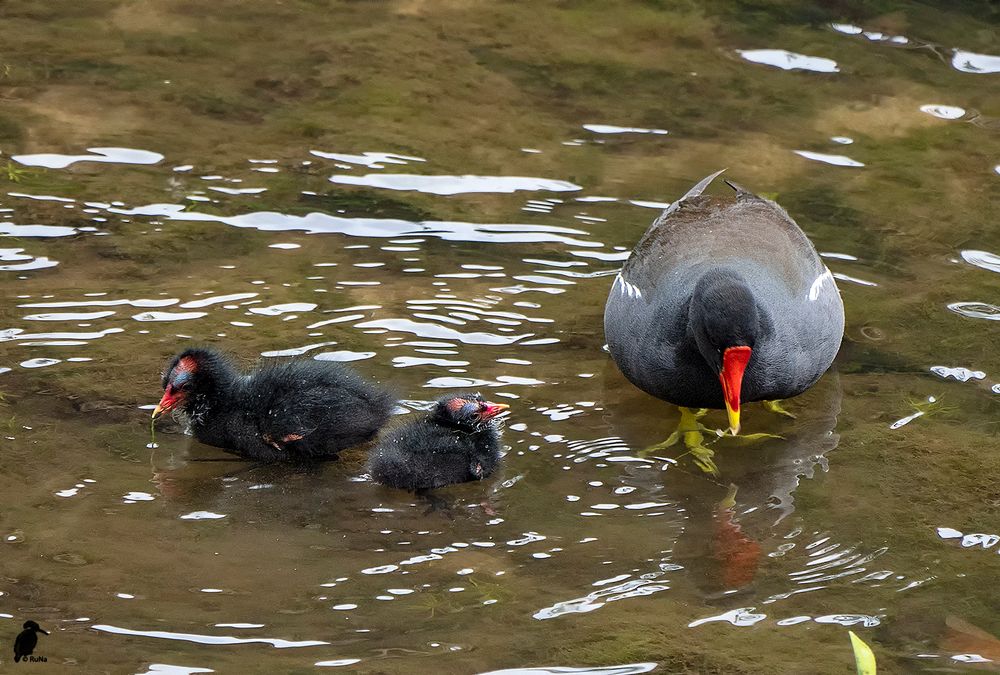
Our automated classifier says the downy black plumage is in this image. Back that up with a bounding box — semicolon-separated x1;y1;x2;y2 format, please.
153;347;395;461
368;393;508;491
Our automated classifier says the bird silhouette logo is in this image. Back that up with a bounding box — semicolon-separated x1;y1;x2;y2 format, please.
13;620;48;663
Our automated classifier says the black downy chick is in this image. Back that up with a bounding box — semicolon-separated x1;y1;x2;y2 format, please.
153;347;395;461
14;620;48;662
368;393;508;491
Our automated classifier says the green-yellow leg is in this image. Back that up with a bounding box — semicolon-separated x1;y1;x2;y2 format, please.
641;407;720;476
762;399;796;419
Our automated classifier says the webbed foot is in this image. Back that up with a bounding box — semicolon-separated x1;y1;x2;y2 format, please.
640;407;720;476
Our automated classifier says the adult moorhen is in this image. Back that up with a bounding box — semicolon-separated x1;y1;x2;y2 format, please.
153;347;395;461
368;393;508;491
14;621;48;662
604;170;844;460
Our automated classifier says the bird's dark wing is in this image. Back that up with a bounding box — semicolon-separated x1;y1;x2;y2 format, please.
254;360;393;456
622;174;825;294
648;168;726;228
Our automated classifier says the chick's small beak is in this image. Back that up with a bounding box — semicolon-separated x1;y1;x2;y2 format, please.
480;402;510;420
39;628;49;635
152;385;178;420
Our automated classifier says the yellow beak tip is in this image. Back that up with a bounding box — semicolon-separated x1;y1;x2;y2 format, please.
725;405;740;436
151;405;163;419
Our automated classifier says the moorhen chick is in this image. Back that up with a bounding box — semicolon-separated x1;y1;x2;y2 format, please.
604;170;844;467
368;393;508;491
153;347;395;461
14;621;48;663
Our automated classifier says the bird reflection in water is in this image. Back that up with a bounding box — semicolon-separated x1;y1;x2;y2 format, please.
603;366;842;595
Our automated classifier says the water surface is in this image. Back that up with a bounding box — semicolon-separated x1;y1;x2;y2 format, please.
2;1;999;672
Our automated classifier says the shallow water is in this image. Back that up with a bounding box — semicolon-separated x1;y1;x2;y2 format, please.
1;1;999;672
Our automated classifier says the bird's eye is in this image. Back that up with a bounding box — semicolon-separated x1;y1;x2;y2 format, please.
171;376;194;394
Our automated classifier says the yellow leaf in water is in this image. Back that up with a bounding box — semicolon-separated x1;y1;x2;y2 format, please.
849;631;877;675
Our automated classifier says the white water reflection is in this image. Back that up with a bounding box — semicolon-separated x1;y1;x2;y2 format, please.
91;624;327;648
107;204;600;247
582;124;668;135
920;104;966;120
137;665;214;675
737;49;839;73
829;23;909;44
132;311;207;322
424;375;542;387
20;298;178;308
7;192;75;203
0;223;78;237
794;150;865;167
533;576;671;620
0;327;124;343
179;511;227;520
951;49;1000;74
832;272;877;287
261;341;338;357
356;318;531;345
948;302;1000;321
23;310;116;321
314;350;376;362
248;302;317;316
20;358;61;369
960;250;1000;274
479;664;656;675
688;607;767;628
12;147;164;169
208;187;267;195
215;623;265;629
830;23;863;34
329;174;583;195
180;293;259;309
930;366;985;382
0;248;58;271
311;150;425;168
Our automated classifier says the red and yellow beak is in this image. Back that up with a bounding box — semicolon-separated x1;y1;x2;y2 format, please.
480;401;510;420
152;385;180;420
719;346;752;435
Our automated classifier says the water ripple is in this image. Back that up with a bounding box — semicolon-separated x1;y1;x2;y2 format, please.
952;50;1000;74
794;151;864;167
737;49;839;73
479;664;657;675
948;302;1000;321
0;248;58;271
329;174;583;196
91;624;327;648
12;147;164;169
107;204;600;247
961;250;1000;274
